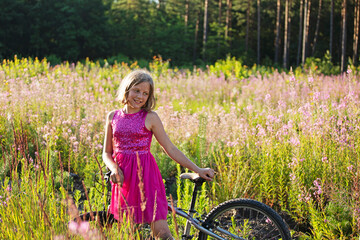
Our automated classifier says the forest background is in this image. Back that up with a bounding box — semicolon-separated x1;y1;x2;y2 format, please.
0;0;359;72
1;0;360;239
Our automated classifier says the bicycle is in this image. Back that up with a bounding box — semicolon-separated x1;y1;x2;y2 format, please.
77;171;292;240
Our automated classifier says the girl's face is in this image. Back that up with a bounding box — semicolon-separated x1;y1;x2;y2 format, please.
126;82;150;111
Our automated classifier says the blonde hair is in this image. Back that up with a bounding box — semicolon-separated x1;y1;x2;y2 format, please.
116;69;156;112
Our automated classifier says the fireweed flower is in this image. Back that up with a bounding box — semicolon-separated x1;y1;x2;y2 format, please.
256;124;266;137
278;100;286;109
347;67;352;74
68;221;78;233
68;220;90;235
78;221;90;235
289;137;300;146
298;193;311;202
313;178;322;195
289;173;296;181
288;158;299;168
226;141;238;147
313;91;321;101
264;94;271;102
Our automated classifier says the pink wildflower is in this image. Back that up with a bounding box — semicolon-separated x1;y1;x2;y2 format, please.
289;137;300;146
264;94;271;102
313;91;320;101
68;221;90;235
288;158;301;168
313;178;322;195
278;100;286;109
290;173;296;181
256;124;266;137
78;221;90;235
68;221;78;233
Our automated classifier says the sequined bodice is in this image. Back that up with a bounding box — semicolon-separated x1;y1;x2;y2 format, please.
111;109;152;155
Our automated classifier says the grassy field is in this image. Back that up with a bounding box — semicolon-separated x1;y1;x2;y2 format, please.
0;56;359;239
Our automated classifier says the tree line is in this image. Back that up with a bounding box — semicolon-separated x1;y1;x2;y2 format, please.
0;0;357;70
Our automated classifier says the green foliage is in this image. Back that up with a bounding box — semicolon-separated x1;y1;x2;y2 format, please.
149;55;171;77
209;55;277;80
325;201;353;237
211;147;256;203
303;51;341;76
209;56;251;80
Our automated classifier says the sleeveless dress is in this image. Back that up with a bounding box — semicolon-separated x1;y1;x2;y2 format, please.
109;109;168;223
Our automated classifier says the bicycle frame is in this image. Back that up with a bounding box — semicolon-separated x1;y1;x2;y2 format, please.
167;180;244;240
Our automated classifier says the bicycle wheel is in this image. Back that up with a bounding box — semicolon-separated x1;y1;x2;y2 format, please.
198;199;291;240
77;211;115;228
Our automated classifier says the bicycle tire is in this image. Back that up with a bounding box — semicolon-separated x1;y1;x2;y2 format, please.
198;198;291;240
77;211;115;228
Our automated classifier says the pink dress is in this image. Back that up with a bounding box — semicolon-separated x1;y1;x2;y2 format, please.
109;109;168;223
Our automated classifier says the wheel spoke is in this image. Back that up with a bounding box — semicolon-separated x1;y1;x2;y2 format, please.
199;199;291;240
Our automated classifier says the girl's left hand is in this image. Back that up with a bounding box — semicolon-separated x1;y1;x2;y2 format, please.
198;168;215;181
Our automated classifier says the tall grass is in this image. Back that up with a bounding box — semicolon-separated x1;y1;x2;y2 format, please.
1;56;359;239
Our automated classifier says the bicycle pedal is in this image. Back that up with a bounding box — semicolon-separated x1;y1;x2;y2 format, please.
181;234;194;239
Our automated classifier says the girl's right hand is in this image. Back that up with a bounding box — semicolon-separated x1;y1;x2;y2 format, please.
110;168;124;186
198;167;215;181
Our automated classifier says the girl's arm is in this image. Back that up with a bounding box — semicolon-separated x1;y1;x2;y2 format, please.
102;111;124;185
147;112;214;181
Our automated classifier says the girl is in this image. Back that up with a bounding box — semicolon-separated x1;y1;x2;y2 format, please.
102;69;214;239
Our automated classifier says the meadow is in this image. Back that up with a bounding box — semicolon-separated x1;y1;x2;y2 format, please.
0;56;359;239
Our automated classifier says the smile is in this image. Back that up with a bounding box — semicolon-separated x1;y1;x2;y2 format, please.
134;99;143;104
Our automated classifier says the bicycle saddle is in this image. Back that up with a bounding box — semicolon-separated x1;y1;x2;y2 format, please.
180;173;206;185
